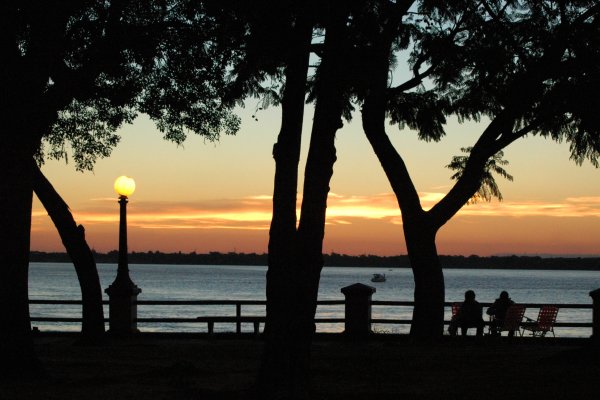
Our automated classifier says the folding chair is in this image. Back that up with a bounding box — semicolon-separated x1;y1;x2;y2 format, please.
490;304;526;336
451;302;462;318
449;302;484;336
521;306;559;337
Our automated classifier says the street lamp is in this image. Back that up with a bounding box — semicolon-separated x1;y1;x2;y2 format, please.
114;175;136;198
113;175;136;283
105;175;142;335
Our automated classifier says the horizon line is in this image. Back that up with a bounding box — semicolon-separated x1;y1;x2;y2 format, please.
30;249;600;259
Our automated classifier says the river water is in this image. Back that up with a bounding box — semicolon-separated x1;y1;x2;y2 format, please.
28;263;600;337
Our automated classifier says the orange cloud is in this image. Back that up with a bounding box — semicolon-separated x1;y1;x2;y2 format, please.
457;196;600;218
30;192;600;255
32;193;600;235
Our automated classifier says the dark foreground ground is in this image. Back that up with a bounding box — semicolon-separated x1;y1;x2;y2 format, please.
2;333;600;400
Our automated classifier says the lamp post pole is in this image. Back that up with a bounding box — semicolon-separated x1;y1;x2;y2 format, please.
105;176;141;335
116;195;132;285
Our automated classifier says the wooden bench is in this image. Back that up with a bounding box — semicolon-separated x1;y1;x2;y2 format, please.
195;316;346;334
196;316;266;334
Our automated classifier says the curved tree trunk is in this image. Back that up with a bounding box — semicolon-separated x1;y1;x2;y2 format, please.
0;135;41;378
31;161;105;342
363;105;447;339
360;8;446;340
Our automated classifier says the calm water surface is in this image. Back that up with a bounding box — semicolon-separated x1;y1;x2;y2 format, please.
28;263;600;337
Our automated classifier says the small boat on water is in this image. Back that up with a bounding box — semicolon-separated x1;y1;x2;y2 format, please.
371;273;386;282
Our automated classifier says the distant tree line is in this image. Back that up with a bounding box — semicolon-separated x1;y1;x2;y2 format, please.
29;250;600;270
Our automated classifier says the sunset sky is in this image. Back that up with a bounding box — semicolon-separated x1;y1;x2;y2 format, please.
32;103;600;257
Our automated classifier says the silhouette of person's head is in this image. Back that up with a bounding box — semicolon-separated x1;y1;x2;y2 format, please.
500;291;509;300
465;290;476;301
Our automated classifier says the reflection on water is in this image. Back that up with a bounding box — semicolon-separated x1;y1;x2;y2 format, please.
28;263;600;337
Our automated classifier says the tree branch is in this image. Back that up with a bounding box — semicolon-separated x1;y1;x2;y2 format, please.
361;4;423;219
428;109;515;227
388;64;434;95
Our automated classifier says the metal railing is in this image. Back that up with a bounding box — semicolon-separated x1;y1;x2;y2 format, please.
28;299;594;334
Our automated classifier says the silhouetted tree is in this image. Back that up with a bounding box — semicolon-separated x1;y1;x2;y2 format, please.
143;2;317;395
253;5;315;398
282;3;362;394
0;0;239;376
234;2;377;396
360;0;600;338
133;2;351;395
144;1;375;395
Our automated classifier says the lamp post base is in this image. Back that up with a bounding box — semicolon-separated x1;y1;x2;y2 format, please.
105;282;142;336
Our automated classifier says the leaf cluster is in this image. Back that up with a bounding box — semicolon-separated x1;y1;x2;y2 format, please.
138;1;244;144
17;0;166;170
387;90;448;141
40;98;134;171
447;147;514;203
419;1;600;166
10;1;243;171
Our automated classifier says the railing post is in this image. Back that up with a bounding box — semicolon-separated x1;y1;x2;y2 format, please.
341;283;376;338
590;289;600;341
236;303;241;334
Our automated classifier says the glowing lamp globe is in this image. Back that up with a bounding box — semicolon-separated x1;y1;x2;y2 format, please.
114;176;136;197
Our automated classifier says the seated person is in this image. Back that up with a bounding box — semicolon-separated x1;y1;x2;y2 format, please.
487;291;515;335
448;290;485;336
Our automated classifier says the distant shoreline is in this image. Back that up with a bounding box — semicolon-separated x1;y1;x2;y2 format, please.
30;251;600;270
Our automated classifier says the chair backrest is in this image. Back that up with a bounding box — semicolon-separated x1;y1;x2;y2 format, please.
501;304;526;331
451;302;462;318
537;306;559;331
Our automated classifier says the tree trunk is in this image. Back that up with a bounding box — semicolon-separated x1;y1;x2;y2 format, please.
259;6;352;398
289;7;350;396
404;222;445;340
31;162;105;342
258;16;312;398
0;135;41;378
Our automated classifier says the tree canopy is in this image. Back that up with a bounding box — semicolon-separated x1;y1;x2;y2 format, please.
21;0;242;171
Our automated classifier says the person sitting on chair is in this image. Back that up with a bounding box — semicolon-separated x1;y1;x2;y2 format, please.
448;290;485;336
487;291;515;335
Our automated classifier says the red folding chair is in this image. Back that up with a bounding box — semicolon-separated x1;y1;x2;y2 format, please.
490;304;526;336
522;306;559;337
